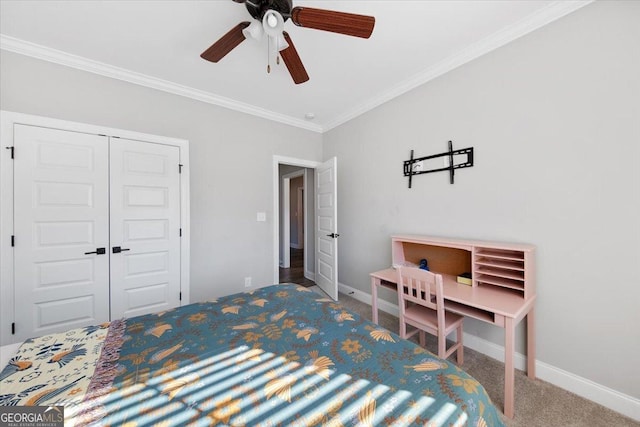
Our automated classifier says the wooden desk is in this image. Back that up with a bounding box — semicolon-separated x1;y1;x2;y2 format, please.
371;235;536;419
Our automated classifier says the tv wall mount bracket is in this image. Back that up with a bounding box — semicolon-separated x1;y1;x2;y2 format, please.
403;141;474;188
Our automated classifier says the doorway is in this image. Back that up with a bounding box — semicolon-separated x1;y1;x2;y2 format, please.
272;155;339;300
279;166;315;287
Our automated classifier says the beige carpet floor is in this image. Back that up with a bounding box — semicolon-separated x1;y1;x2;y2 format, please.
312;287;638;427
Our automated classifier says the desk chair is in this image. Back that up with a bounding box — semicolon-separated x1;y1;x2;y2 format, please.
396;267;464;364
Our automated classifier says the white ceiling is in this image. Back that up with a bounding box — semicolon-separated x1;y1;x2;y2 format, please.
0;1;590;132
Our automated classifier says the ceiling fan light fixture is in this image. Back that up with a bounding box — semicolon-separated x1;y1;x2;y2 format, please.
262;10;284;37
242;19;263;41
267;14;278;28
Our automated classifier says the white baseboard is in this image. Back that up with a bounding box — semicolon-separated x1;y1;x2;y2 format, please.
337;282;640;422
304;270;315;282
339;281;399;316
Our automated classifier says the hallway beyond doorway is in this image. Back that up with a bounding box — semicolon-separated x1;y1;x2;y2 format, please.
279;248;315;287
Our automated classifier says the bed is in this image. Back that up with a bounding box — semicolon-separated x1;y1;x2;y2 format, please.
0;284;504;426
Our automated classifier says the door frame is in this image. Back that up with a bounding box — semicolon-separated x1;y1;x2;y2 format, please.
0;110;190;346
272;155;321;284
296;186;304;249
281;169;304;268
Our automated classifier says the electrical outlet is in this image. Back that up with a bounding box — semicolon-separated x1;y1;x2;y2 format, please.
244;277;252;288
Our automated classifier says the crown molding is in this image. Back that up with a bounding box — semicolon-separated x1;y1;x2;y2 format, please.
1;0;591;135
322;0;594;132
0;34;323;134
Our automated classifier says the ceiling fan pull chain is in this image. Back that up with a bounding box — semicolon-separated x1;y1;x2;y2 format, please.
267;36;271;73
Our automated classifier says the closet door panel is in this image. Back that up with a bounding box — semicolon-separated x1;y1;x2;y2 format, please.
109;138;181;319
13;125;110;341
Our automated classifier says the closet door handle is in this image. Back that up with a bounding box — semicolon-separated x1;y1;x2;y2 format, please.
85;247;106;255
112;246;130;254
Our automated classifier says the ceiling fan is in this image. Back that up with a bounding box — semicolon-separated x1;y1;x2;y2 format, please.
200;0;375;84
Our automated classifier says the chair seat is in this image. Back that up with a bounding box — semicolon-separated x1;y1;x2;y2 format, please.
405;305;464;334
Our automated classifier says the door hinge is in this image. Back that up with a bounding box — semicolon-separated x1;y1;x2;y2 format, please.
179;292;182;301
11;235;15;247
178;164;183;174
11;323;15;335
179;228;182;237
5;146;14;159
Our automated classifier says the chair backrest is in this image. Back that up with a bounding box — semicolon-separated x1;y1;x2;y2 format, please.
396;267;445;324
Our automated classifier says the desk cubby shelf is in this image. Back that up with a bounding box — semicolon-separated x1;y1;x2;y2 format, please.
474;246;533;298
475;258;524;271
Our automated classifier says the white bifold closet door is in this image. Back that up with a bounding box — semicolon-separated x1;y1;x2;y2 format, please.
13;125;111;339
13;126;181;342
109;138;181;319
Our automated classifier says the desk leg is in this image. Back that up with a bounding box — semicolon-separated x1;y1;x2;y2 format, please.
504;317;515;419
371;277;379;324
527;306;536;379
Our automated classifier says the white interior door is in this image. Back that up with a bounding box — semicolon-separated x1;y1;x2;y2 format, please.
109;138;181;319
315;157;338;300
13;125;110;341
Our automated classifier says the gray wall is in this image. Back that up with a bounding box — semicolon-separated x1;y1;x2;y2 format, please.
323;1;639;398
0;50;323;302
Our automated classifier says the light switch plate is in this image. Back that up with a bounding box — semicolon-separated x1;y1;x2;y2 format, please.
257;212;266;222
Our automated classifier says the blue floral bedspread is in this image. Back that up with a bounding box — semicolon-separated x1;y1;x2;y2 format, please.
1;284;505;426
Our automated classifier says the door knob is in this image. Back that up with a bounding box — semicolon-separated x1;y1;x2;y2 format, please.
326;233;340;238
85;247;106;255
112;246;131;254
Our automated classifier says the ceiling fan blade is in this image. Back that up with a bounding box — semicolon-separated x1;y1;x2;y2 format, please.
280;32;309;84
200;22;250;63
291;7;375;39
